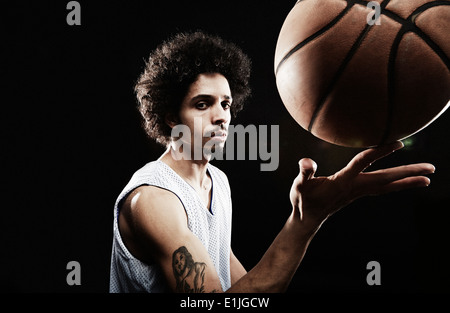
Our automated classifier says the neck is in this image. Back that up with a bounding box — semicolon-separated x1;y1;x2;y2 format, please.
160;146;210;190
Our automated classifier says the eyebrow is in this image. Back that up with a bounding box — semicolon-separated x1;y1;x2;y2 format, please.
190;94;232;102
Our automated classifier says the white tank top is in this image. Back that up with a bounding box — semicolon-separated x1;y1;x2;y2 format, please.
109;160;233;292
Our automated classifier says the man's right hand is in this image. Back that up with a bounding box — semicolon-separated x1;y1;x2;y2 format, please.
289;141;435;227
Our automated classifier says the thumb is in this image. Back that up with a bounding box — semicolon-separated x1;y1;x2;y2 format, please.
298;158;318;183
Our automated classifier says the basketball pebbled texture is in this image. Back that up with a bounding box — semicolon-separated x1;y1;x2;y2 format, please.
275;0;450;147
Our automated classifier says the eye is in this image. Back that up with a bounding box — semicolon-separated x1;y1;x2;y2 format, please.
221;101;231;110
195;101;209;110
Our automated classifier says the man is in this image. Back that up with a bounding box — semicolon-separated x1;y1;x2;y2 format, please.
109;31;434;293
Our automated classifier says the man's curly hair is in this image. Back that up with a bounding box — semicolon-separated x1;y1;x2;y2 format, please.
134;31;252;145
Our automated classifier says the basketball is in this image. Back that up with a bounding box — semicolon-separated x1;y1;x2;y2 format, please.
275;0;450;147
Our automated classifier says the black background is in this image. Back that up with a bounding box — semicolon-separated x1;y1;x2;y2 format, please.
2;0;450;294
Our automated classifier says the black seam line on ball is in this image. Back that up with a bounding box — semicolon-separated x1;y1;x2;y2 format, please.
275;1;355;76
381;1;450;69
379;27;405;146
379;1;450;145
307;22;374;133
407;1;450;70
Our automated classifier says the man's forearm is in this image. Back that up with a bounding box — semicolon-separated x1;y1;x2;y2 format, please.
226;209;322;293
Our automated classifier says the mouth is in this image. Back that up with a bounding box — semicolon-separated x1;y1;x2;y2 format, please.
210;131;227;142
211;130;226;137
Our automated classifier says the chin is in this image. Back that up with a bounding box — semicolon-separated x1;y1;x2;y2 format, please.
203;143;225;158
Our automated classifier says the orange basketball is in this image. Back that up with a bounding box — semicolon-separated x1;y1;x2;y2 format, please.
275;0;450;147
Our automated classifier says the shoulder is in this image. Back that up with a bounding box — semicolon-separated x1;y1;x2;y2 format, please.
119;185;189;260
121;185;187;226
129;160;166;183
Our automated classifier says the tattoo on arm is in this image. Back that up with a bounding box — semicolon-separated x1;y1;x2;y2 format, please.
172;246;214;293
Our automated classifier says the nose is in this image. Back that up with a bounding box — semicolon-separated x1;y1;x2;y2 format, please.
211;102;230;126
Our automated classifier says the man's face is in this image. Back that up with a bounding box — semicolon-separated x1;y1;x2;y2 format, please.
174;73;232;159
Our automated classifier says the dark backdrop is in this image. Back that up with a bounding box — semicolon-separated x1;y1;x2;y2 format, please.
2;0;450;293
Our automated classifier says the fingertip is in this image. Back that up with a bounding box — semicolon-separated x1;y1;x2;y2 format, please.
375;141;404;153
420;163;436;174
298;158;317;179
299;158;317;170
429;164;436;174
394;140;404;151
416;176;431;187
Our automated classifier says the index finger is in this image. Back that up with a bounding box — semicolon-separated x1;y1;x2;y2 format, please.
341;141;404;178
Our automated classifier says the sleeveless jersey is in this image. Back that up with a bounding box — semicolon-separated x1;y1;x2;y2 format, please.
109;160;233;292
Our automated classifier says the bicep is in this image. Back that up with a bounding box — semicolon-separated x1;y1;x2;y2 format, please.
122;186;223;293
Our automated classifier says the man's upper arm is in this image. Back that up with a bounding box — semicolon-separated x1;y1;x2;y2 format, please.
119;185;223;293
230;248;247;285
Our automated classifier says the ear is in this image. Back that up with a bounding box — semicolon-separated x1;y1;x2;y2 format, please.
165;113;179;129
